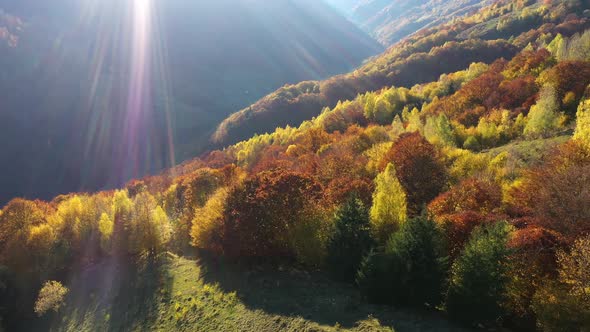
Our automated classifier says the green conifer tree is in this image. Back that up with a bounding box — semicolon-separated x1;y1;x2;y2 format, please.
327;195;374;282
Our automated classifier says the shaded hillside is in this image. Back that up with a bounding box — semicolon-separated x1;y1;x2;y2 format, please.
212;39;517;146
213;1;590;148
0;0;382;205
352;0;495;46
324;0;494;46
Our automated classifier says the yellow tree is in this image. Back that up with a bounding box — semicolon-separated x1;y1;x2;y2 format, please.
146;207;172;255
574;94;590;148
524;85;560;138
34;281;68;316
405;107;423;134
131;192;171;256
191;188;228;253
27;224;56;276
0;199;46;273
557;235;590;303
98;213;114;252
49;196;84;253
370;163;408;244
111;190;134;256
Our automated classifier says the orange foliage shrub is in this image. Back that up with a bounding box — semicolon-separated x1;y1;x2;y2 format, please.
428;178;503;218
511;141;590;240
381;132;448;215
539;61;590;116
324;177;374;207
509;226;565;274
505;226;566;325
436;211;502;258
221;170;323;259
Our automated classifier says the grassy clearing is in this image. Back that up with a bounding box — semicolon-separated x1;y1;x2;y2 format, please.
482;135;571;171
47;253;473;332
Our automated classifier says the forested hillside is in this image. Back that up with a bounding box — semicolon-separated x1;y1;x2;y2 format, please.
0;0;382;205
2;0;590;331
212;0;590;148
343;0;496;46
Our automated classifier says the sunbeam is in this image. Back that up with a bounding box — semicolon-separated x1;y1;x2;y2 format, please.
126;0;153;178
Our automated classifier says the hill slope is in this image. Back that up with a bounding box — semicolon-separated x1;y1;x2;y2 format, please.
0;0;382;205
353;0;495;45
47;254;471;332
211;0;589;149
325;0;494;45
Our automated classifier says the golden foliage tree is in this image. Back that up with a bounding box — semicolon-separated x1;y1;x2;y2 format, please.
34;281;68;316
524;85;560;138
0;199;46;272
370;163;407;244
190;188;228;253
574;93;590;148
130;192;171;256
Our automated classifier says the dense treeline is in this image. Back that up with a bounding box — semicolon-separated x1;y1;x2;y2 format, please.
212;0;590;148
212;39;518;147
2;1;590;331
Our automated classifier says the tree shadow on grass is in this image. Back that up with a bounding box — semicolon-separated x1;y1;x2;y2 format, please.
106;256;173;332
52;255;173;332
196;253;473;332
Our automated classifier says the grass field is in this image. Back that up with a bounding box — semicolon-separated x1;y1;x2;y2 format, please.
46;253;474;332
483;135;571;166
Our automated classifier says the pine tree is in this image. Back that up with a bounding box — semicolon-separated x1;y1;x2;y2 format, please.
446;221;513;325
356;250;396;304
357;216;448;307
547;33;566;60
327;195;374;282
463;136;481;151
385;216;448;307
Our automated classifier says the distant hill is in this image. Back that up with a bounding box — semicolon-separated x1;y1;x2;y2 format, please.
211;0;589;149
352;0;495;45
326;0;494;45
323;0;360;14
0;0;382;205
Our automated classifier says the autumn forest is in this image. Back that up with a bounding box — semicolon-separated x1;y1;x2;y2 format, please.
1;0;590;331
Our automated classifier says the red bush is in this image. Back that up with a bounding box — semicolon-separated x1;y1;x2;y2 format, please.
381;132;448;215
429;178;503;218
438;211;502;258
221;170;323;259
511;141;590;240
509;226;565;274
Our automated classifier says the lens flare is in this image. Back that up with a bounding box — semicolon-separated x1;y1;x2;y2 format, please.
73;0;177;187
126;0;152;175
